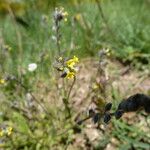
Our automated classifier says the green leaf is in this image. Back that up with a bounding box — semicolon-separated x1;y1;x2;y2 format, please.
12;112;30;133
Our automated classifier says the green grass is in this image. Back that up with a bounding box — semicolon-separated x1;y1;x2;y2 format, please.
1;0;150;75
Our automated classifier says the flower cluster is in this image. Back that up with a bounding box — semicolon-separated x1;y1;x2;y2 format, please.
52;7;69;56
53;7;68;22
0;126;12;137
54;56;79;79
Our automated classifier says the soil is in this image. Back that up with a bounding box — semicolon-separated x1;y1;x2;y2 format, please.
66;58;150;150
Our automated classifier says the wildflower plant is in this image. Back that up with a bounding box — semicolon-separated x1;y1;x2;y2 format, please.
56;55;79;79
75;48;114;126
52;7;79;119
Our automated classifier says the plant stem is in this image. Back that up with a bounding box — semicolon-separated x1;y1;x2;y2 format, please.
67;76;76;100
63;77;76;118
55;20;61;56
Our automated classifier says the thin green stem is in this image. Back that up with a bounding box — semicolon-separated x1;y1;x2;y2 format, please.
66;76;76;100
55;20;61;56
63;76;76;118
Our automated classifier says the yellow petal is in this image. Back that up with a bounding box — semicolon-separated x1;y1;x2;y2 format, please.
0;79;5;84
66;72;75;79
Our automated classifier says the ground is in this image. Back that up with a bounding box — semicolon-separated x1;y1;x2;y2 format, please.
65;58;150;149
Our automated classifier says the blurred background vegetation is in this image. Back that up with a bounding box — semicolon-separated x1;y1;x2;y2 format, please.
0;0;150;149
0;0;150;75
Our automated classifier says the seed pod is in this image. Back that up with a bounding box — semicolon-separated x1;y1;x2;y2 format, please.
61;72;67;78
114;110;124;119
92;113;100;124
57;67;64;71
104;103;112;112
57;14;63;21
88;109;95;117
103;113;111;124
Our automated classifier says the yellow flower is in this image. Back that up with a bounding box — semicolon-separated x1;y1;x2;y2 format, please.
0;126;13;137
73;56;79;63
0;130;4;137
66;56;79;69
62;11;68;22
58;56;79;79
67;61;75;69
62;11;68;17
74;13;82;21
66;72;75;79
64;18;68;22
6;127;13;136
58;57;63;61
0;79;5;84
